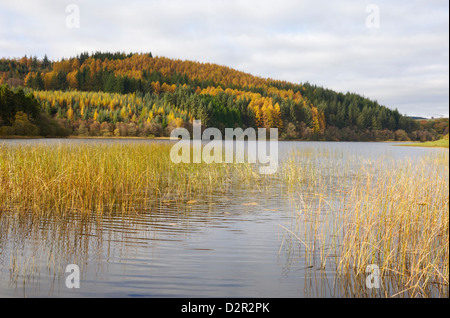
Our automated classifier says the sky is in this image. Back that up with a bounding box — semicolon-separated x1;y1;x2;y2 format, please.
0;0;448;118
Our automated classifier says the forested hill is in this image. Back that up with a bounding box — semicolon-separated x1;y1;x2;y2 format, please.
0;52;445;141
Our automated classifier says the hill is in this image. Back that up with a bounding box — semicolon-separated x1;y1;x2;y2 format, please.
0;52;446;140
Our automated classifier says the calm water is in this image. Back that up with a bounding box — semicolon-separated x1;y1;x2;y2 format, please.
0;139;447;297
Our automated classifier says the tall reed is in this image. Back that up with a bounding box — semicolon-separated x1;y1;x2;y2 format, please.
282;149;449;297
337;155;449;297
0;142;266;215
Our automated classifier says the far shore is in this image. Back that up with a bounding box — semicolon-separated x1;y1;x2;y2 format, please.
68;135;173;140
1;135;448;148
0;135;44;139
0;136;414;142
0;135;173;140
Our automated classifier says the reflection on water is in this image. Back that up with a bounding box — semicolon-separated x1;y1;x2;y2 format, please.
0;193;295;297
0;139;447;297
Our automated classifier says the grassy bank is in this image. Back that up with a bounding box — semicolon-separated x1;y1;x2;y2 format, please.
397;135;449;148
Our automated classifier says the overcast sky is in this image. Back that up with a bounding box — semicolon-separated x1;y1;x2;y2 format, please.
0;0;448;118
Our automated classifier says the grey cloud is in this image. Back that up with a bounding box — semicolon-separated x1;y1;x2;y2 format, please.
0;0;447;117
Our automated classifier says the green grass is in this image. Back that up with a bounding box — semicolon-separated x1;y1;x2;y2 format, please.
398;135;449;148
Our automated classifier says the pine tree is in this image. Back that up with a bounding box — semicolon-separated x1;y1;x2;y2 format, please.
42;54;51;69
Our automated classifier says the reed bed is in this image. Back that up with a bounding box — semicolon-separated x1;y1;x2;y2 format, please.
0;142;269;216
1;142;448;297
282;149;449;297
0;142;278;292
337;156;449;297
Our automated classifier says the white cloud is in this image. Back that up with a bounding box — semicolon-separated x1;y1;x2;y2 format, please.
0;0;448;117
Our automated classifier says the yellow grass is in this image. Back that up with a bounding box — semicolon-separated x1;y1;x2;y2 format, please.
0;142;265;215
340;158;448;296
282;149;449;297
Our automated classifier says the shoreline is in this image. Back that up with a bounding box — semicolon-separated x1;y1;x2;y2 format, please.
394;136;449;149
394;143;449;149
0;135;173;140
68;135;173;140
1;135;447;147
0;135;417;142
